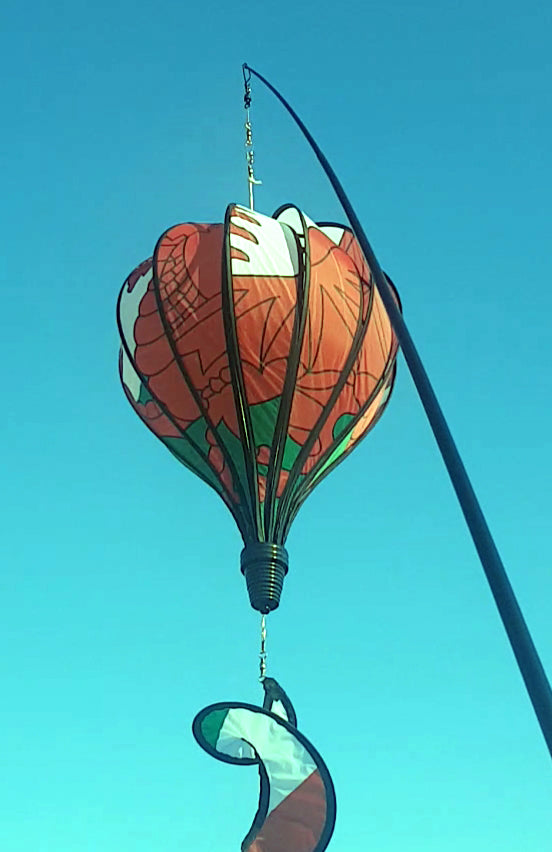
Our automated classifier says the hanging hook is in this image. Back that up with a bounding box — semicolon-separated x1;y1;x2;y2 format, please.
243;63;252;109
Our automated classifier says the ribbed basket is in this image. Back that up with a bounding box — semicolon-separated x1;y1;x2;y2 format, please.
240;543;289;613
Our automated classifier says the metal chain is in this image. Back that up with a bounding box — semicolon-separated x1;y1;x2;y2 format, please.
259;613;267;681
242;64;262;210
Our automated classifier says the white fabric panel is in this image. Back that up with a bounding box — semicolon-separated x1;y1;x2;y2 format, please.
118;264;153;401
274;206;305;235
119;265;152;358
218;708;316;816
120;347;142;401
230;206;298;277
269;699;288;722
317;224;346;246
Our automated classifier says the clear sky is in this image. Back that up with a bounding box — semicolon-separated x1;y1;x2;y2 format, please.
2;0;552;849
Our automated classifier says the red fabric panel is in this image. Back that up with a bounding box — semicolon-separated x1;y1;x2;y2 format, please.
247;770;327;852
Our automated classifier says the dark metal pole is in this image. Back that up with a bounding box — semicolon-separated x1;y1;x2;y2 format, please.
244;64;552;758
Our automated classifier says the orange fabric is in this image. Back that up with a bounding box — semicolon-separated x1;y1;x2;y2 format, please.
132;223;240;499
247;770;327;852
125;209;398;513
287;226;396;475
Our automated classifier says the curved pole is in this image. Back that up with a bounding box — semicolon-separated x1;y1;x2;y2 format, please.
243;64;552;759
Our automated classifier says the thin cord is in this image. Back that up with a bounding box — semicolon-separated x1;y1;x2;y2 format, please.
259;613;267;681
242;64;262;210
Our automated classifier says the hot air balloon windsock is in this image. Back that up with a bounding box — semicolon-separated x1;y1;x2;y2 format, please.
117;203;400;611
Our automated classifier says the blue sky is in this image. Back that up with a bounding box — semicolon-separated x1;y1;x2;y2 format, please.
2;0;552;849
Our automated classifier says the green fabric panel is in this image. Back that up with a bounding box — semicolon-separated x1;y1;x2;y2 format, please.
311;412;356;480
164;416;223;493
135;382;222;490
309;431;352;487
138;383;153;405
164;417;251;503
136;382;221;487
280;432;303;472
162;433;223;494
249;397;280;447
200;709;229;749
332;413;355;440
249;399;302;472
183;416;215;451
214;420;249;496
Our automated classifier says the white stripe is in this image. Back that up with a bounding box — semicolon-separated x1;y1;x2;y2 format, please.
217;708;316;816
119;266;152;358
119;265;152;400
120;347;143;401
317;224;346;246
274;206;316;234
230;207;298;277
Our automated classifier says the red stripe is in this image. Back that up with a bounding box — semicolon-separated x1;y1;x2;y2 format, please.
247;770;326;852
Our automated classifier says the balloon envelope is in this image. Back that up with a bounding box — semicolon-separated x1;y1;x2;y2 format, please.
118;204;399;608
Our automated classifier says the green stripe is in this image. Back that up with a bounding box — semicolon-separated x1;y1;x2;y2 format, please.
200;709;229;749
